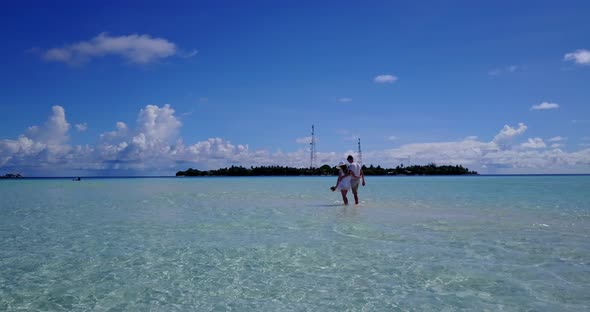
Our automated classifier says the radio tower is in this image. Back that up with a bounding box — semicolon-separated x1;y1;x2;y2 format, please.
357;138;363;165
310;124;317;169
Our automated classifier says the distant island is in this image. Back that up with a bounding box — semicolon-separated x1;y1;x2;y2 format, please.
1;173;23;179
176;163;478;177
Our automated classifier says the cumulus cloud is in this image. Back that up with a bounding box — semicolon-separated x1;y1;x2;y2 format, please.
75;123;88;132
530;102;559;111
1;104;264;175
100;121;128;142
372;139;493;167
0;106;72;167
136;104;181;144
366;125;590;173
521;138;546;149
492;122;527;147
2;109;590;175
26;105;71;145
374;74;398;84
564;49;590;65
42;33;181;64
96;104;183;164
184;138;248;162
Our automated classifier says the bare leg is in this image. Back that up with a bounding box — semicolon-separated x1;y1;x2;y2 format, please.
351;181;360;205
340;190;349;205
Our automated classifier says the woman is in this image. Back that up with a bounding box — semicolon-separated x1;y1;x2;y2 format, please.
332;161;351;205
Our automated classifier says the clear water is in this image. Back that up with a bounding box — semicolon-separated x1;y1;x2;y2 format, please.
1;176;589;311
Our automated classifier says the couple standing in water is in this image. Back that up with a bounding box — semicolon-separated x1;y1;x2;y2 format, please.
332;155;366;205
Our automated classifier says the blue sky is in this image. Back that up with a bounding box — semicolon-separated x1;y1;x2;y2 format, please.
1;0;589;176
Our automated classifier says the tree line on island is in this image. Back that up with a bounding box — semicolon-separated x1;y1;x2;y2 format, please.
0;173;23;179
176;163;478;177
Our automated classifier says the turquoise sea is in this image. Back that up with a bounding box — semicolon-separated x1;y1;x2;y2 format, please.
1;176;589;311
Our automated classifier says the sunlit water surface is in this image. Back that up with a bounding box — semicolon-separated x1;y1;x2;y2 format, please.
1;176;589;311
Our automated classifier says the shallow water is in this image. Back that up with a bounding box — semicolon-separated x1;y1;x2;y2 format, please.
1;176;589;311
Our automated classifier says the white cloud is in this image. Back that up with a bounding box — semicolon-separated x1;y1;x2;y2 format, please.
374;74;398;84
387;136;397;141
25;105;70;145
492;122;527;147
2;110;590;175
488;65;518;76
0;106;72;167
372;139;493;167
42;33;179;64
100;121;128;142
136;104;181;144
296;136;312;144
183;50;198;58
548;136;567;142
338;97;352;103
75;123;88;132
366;125;590;173
521;138;546;149
551;143;564;148
95;104;184;164
530;102;560;110
564;49;590;65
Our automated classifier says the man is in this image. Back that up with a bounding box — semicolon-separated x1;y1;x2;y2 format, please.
346;155;365;205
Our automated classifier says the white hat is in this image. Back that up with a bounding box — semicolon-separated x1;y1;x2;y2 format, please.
336;161;347;168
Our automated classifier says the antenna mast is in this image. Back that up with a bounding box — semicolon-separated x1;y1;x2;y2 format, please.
357;137;363;166
310;124;317;169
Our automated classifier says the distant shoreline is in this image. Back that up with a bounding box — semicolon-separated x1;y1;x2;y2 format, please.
175;164;478;177
3;174;590;179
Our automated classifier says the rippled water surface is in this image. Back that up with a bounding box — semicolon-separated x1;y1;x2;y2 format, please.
1;176;589;311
